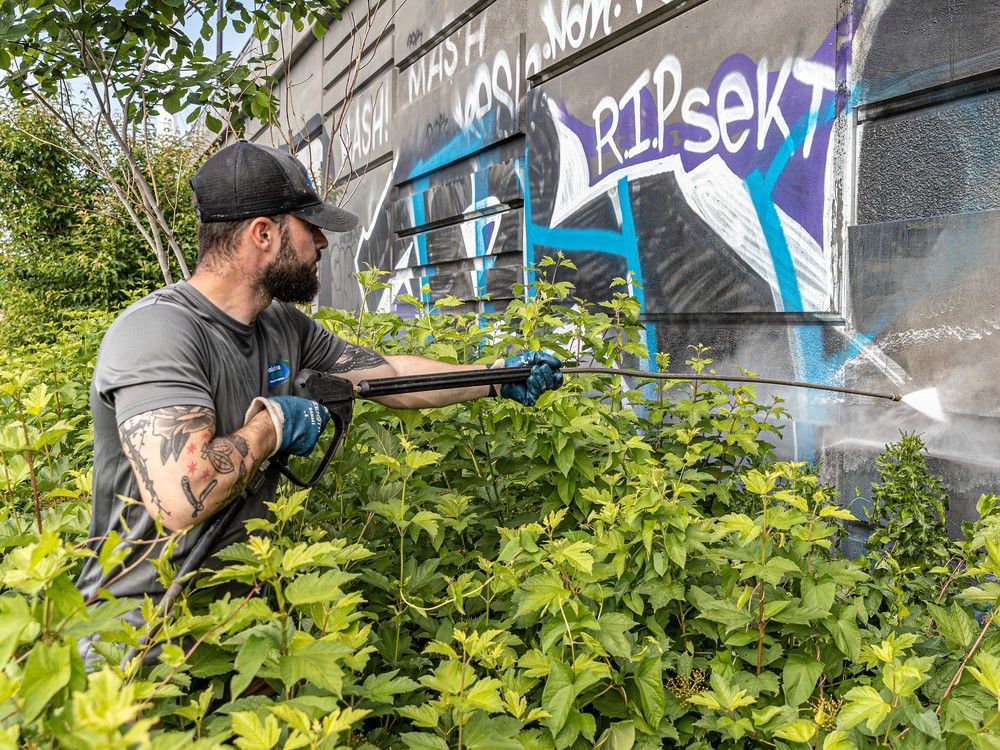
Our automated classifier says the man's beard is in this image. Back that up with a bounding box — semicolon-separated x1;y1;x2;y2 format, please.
261;221;320;304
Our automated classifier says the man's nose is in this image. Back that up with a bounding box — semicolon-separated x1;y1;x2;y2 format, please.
312;226;328;251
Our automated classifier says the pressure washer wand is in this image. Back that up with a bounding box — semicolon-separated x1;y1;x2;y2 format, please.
356;366;905;403
357;366;944;423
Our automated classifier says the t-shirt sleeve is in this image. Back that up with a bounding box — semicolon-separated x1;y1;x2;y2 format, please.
94;302;215;425
287;305;349;372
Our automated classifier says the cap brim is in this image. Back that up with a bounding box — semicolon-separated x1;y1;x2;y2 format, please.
292;201;359;232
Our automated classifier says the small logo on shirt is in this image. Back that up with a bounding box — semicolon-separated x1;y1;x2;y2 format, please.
268;359;291;388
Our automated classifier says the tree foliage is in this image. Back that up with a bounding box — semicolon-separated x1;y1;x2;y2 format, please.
0;0;345;283
0;102;200;346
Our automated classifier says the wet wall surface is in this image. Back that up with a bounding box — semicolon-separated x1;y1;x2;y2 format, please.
257;0;1000;530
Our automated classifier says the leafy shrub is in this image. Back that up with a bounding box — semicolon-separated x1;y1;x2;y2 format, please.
0;100;200;348
866;433;949;556
0;267;999;749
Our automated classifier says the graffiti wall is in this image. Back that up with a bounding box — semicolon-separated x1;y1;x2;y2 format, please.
256;0;1000;530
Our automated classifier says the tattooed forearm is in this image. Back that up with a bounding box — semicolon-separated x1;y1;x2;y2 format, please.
181;475;217;518
150;406;215;465
201;435;250;475
328;343;387;373
119;416;170;517
117;404;273;530
200;435;252;502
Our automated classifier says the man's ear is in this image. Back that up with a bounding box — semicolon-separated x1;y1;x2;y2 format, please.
246;216;280;254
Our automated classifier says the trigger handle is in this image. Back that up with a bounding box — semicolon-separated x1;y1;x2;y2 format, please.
280;370;356;488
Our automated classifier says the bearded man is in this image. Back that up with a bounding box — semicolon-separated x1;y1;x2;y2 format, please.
75;141;562;662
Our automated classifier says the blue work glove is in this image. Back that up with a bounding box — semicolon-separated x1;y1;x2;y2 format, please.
245;395;331;457
499;352;564;406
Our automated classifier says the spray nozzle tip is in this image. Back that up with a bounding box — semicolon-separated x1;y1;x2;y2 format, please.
900;387;947;422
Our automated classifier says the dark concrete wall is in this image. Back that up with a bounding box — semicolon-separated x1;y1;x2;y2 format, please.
254;0;1000;526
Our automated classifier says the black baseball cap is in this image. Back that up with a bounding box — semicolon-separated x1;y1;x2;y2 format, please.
190;140;358;232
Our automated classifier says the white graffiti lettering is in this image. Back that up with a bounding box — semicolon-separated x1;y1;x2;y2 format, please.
791;58;835;158
405;11;520;145
680;87;719;154
541;0;614;55
452;49;521;130
340;85;391;164
465;16;486;66
717;71;753;153
532;0;671;70
592;96;621;174
592;53;836;175
408;37;460;103
757;57;791;150
406;14;497;105
654;54;682;153
620;70;652;160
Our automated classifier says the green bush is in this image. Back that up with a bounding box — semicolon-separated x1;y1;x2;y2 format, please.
0;101;200;347
0;266;999;749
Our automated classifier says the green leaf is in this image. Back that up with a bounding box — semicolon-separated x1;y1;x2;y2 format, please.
400;733;449;750
420;661;473;696
686;692;721;710
838;686;890;732
231;634;272;699
774;719;816;743
633;657;664;728
743;469;775;495
554;708;585;749
515;571;568;618
596;721;635;750
822;730;857;750
597;612;635;659
800;578;836;616
555;443;574;476
150;731;198;750
231;711;280;750
910;708;942;740
783;654;824;707
162;90;183;114
269;704;310;733
32;424;72;450
708;670;756;711
555;541;593;574
752;705;785;726
362;670;420;704
829;610;862;661
819;505;857;521
462;712;523;750
406;450;442;470
465;677;504;713
285;569;354;606
0;595;32;666
928;601;978;650
397;704;440;729
542;659;577;734
881;659;928;698
410;510;442;543
278;641;348;695
745;556;800;585
968;652;1000;700
18;641;70;722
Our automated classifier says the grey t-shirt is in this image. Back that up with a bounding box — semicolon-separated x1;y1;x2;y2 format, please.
76;281;347;602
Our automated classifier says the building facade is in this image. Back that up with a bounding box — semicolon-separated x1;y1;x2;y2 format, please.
248;0;1000;530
